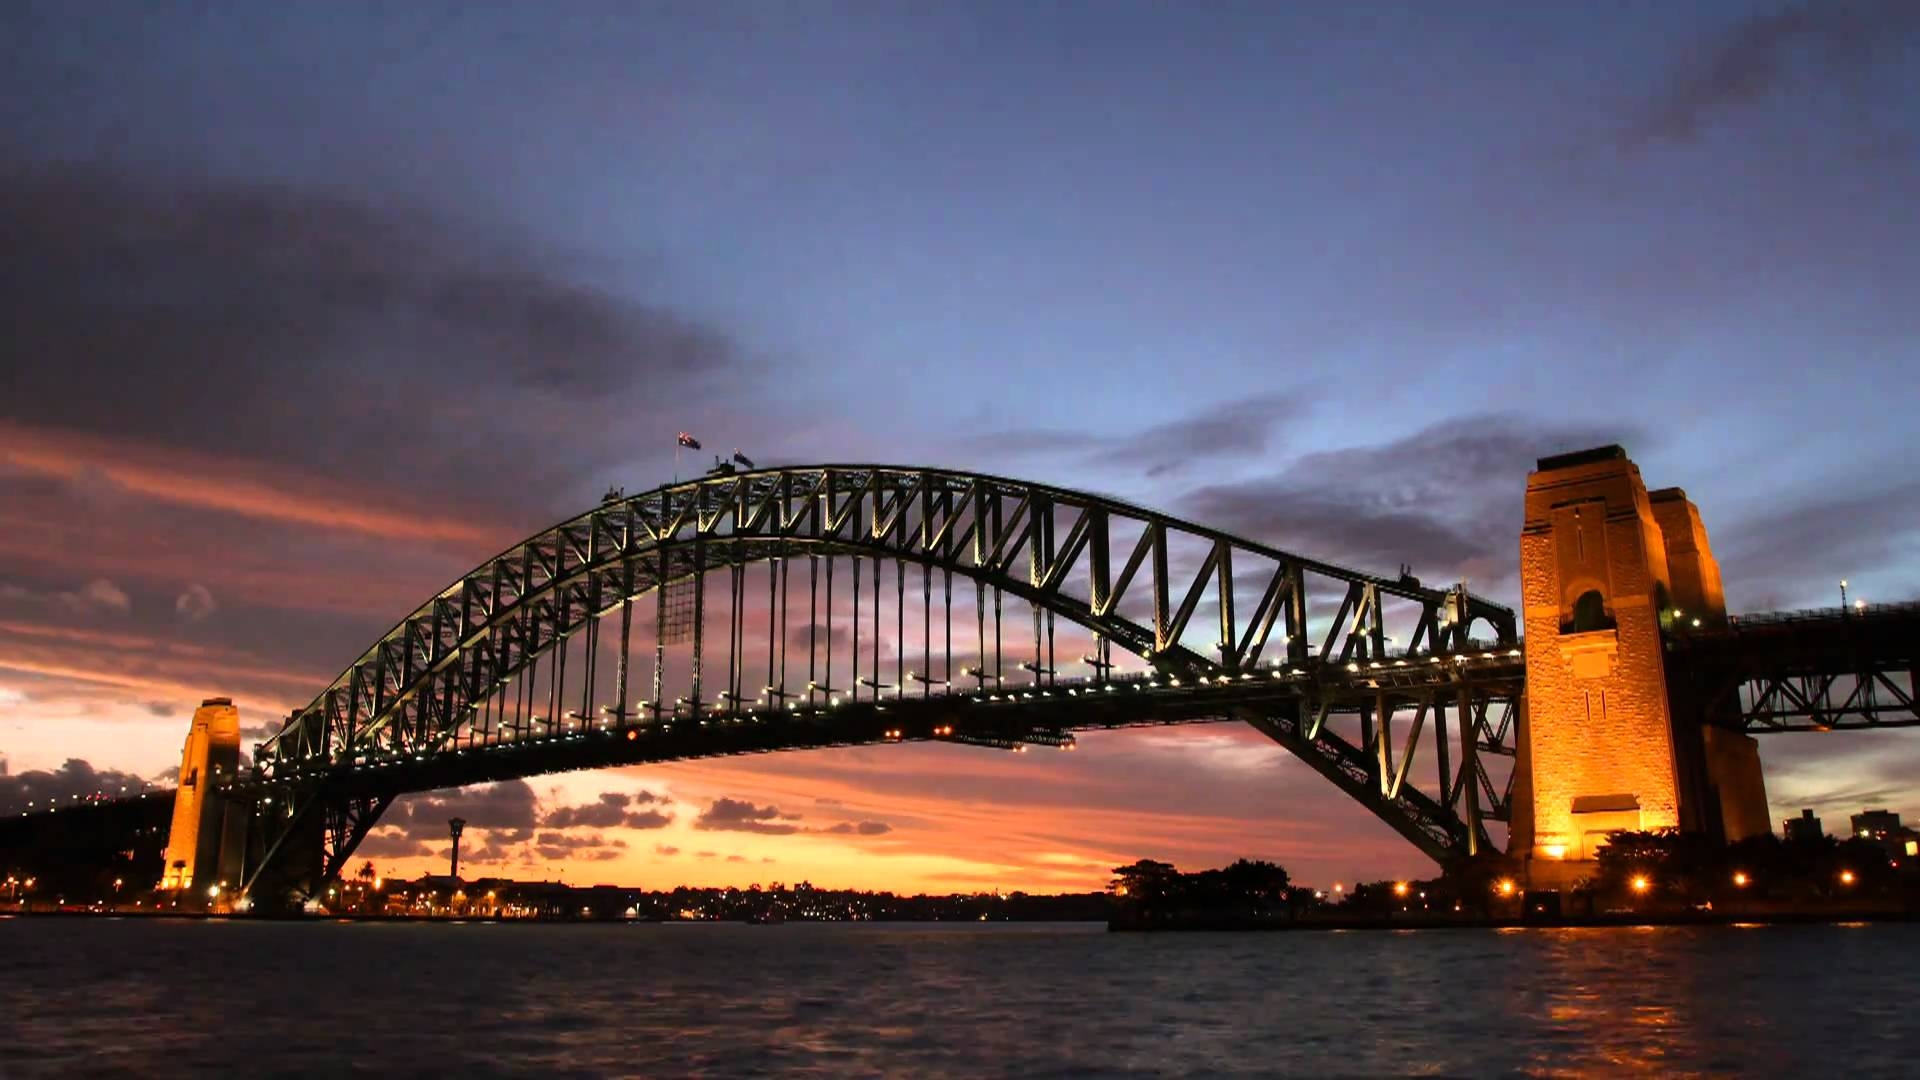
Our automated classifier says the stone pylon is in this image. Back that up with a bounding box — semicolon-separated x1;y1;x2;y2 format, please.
1511;446;1767;889
159;697;246;895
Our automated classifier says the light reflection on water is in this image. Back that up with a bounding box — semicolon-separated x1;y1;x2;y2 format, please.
0;920;1915;1077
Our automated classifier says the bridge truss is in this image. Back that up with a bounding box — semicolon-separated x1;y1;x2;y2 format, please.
238;466;1522;905
1665;602;1920;733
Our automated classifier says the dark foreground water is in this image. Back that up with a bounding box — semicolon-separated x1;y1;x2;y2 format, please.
1;919;1916;1077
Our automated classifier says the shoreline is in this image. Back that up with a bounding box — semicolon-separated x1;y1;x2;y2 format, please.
5;908;1916;929
1109;908;1920;931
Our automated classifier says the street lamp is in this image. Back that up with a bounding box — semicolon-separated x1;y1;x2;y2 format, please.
1840;580;1849;610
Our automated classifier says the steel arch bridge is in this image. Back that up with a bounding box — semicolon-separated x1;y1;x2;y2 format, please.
237;465;1525;906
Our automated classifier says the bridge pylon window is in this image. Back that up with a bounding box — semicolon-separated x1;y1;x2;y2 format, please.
1564;589;1614;634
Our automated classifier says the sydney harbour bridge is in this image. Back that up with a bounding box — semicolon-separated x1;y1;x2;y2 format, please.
5;447;1918;911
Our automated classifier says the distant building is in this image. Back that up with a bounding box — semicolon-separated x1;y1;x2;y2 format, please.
1848;809;1919;868
1783;808;1824;842
1851;809;1902;839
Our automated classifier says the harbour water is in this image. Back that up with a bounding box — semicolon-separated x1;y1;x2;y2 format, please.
1;918;1914;1077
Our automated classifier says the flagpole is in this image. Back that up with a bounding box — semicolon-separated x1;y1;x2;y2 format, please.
674;441;680;484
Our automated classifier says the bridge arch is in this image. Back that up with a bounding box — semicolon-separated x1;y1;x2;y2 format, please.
243;466;1522;900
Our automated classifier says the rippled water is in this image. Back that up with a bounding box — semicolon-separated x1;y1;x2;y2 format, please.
1;918;1916;1077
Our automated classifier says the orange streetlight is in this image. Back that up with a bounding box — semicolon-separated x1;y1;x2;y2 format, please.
1496;878;1518;897
1732;871;1750;888
1840;869;1856;886
1393;881;1410;898
1630;875;1651;894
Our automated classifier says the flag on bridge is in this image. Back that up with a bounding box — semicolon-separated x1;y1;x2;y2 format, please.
676;432;702;450
733;450;756;469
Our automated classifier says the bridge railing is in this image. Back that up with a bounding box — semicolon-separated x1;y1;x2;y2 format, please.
1718;600;1920;629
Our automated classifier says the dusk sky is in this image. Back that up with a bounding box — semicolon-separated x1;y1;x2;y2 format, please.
2;1;1917;893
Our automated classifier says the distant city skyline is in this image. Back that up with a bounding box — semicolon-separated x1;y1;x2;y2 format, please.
2;1;1917;891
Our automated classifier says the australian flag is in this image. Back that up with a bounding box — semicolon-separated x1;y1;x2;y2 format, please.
676;432;702;450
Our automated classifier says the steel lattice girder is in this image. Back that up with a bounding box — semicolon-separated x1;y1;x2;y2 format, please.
239;466;1520;883
1664;602;1920;732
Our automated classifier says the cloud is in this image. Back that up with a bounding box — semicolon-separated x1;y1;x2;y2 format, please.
694;796;803;834
964;390;1311;478
0;757;157;813
1623;2;1920;148
1714;473;1920;610
394;780;539;840
787;623;852;654
654;844;681;856
0;163;743;531
1180;415;1638;591
725;854;746;862
0;577;137;617
822;820;892;836
690;795;891;838
1100;390;1311;478
540;791;674;830
64;579;131;616
532;831;628;863
353;831;434;860
174;585;216;623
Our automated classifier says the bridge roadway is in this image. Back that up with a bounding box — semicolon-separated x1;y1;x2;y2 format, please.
6;606;1915;902
9;606;1911;848
233;648;1528;798
227;644;1531;867
1666;602;1920;733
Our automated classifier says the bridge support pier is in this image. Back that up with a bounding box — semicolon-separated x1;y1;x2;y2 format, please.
1513;446;1768;890
158;698;247;898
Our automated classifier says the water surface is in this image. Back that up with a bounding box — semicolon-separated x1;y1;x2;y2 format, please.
1;919;1913;1077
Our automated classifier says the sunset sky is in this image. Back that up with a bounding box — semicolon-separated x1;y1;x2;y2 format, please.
2;2;1917;893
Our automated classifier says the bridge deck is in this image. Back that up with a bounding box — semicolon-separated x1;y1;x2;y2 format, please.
1666;602;1920;732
